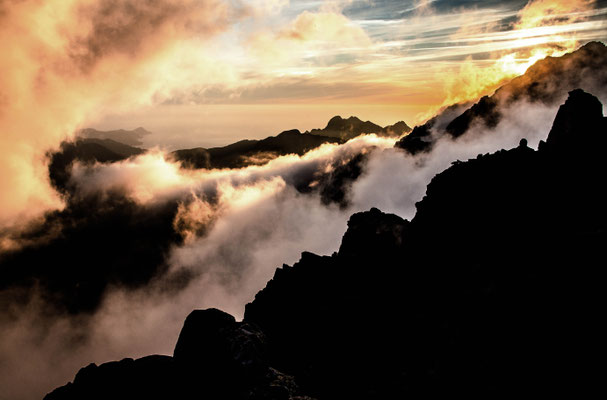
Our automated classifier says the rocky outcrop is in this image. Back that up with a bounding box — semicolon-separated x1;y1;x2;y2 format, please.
307;115;410;141
45;90;606;398
244;89;607;398
46;308;315;400
396;41;607;154
544;88;607;151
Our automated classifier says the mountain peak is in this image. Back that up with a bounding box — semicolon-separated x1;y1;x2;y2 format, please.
545;89;606;151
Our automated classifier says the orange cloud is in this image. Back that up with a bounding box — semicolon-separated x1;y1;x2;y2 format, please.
516;0;596;30
249;10;372;68
434;0;600;111
0;0;237;229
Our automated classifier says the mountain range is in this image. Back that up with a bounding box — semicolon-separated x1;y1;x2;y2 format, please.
52;116;410;173
45;87;606;399
2;41;606;399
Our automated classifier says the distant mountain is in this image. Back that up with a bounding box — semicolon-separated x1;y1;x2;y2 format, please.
44;90;607;399
307;115;411;141
171;116;409;170
78;127;151;147
68;117;409;172
171;129;340;170
397;41;607;153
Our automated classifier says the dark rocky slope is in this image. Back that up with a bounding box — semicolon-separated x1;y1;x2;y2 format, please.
397;41;607;153
45;90;606;398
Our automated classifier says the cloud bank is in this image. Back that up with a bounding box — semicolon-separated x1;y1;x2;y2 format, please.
0;0;238;228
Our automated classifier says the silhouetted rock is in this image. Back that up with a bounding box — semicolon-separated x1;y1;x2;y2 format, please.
171;129;340;170
244;89;606;398
394;118;434;154
445;94;500;137
545;88;607;151
45;356;176;400
308;116;384;140
45;90;606;399
397;41;607;153
383;120;412;136
45;309;314;400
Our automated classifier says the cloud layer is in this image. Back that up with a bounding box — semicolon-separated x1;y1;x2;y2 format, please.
0;0;238;228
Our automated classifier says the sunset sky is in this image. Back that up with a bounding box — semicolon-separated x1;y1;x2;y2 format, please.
89;0;607;147
1;0;607;226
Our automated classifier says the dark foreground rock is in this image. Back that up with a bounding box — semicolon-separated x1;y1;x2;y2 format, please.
45;308;315;400
46;90;606;399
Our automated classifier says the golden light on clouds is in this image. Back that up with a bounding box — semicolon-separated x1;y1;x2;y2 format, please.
0;0;238;227
1;0;606;230
432;0;604;111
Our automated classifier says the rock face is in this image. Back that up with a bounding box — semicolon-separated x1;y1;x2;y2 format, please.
308;115;411;140
245;89;607;398
45;90;606;399
396;41;607;153
46;308;314;400
545;88;607;150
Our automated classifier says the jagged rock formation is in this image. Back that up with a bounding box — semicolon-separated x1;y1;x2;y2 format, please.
307;116;410;141
45;90;606;398
397;41;607;153
246;89;607;398
46;309;315;400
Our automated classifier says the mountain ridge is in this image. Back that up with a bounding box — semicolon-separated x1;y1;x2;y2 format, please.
396;40;607;153
44;89;607;399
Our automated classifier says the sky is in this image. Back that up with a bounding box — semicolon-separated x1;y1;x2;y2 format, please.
1;0;606;234
86;0;607;147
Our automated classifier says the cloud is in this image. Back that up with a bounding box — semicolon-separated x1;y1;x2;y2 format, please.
249;10;372;68
515;0;597;30
0;134;394;399
0;0;239;229
351;100;561;218
4;63;607;398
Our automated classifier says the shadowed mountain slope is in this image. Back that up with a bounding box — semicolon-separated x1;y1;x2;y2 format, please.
397;41;607;154
45;90;606;399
